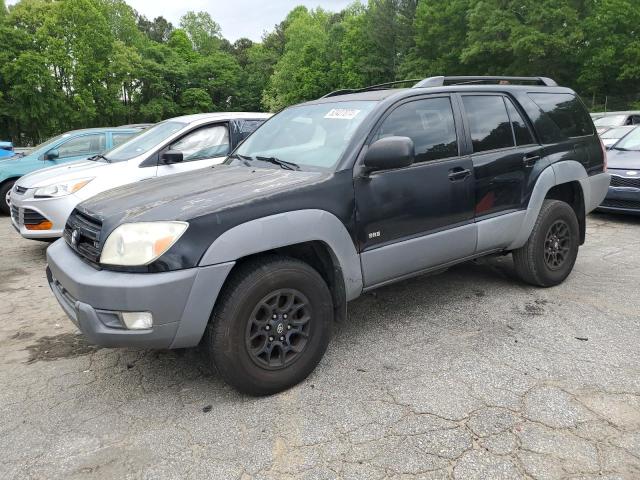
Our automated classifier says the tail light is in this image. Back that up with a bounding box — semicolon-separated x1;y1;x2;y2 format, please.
599;137;608;172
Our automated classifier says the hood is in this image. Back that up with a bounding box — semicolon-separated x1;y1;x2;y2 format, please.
15;160;112;188
0;153;25;165
606;148;640;170
78;165;327;224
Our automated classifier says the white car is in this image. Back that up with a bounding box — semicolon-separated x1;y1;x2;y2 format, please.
599;125;637;148
10;112;271;239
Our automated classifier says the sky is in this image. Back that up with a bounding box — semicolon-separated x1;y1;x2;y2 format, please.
8;0;355;42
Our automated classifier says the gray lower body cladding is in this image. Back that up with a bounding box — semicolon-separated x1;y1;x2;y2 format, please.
46;239;234;349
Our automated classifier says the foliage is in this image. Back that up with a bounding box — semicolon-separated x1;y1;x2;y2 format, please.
0;0;637;144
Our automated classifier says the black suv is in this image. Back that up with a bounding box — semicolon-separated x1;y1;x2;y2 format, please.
46;76;610;395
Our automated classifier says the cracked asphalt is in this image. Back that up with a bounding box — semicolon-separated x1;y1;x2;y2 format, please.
1;213;639;479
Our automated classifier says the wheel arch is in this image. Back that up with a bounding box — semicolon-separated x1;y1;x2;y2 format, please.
0;176;20;212
508;160;589;250
199;209;363;304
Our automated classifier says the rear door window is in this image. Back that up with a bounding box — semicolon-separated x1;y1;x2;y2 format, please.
528;93;593;138
504;98;535;146
462;96;514;153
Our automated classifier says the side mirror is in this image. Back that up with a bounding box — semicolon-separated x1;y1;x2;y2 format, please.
363;136;414;173
161;150;184;165
44;149;59;161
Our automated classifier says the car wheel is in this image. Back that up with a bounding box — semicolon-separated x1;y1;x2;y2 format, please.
205;256;333;395
0;180;15;216
513;199;579;287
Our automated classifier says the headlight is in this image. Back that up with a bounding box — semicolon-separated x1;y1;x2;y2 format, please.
100;222;189;266
34;178;94;198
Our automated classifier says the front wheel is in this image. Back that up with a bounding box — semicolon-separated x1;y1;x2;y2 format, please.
205;256;333;395
0;180;15;216
513;199;580;287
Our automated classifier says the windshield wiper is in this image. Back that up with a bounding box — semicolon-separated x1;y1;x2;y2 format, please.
255;156;300;171
88;154;111;163
227;153;253;167
612;147;629;151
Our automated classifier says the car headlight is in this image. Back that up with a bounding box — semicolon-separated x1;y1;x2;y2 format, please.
34;178;94;198
100;222;189;266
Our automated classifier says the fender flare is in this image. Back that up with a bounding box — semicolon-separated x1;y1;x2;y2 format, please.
507;160;594;250
199;209;363;301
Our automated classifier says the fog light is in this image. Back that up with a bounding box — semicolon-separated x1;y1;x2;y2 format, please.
25;220;53;231
119;311;153;330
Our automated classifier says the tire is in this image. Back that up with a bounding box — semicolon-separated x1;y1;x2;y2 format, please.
0;180;15;216
205;256;333;395
513;199;580;287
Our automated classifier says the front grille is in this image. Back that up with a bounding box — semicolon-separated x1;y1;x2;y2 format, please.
610;175;640;189
64;210;103;264
601;198;640;210
11;206;49;226
22;209;47;225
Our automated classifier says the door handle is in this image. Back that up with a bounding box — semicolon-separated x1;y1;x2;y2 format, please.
448;167;471;181
523;153;540;167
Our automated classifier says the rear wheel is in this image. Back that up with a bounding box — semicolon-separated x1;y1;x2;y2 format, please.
205;256;333;395
513;199;579;287
0;180;15;215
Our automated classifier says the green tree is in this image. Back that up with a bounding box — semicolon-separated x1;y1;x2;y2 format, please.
401;0;471;77
180;87;213;113
579;0;640;108
263;7;336;110
179;11;222;55
137;14;173;43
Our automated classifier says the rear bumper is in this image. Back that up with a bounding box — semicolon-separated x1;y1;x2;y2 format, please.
46;240;234;349
583;172;611;213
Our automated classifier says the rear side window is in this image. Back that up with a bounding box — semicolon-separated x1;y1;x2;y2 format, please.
505;98;535;146
375;97;458;163
462;96;514;153
112;132;136;148
528;93;593;138
234;119;266;143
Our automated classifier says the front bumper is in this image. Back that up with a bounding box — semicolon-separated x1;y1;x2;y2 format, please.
10;191;79;239
46;240;234;349
596;171;640;215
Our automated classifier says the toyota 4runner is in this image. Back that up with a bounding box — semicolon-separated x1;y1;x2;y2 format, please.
46;76;610;395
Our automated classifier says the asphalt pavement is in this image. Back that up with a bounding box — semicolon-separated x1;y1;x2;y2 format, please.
1;213;639;479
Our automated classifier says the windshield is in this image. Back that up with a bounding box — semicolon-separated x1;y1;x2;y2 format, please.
105;121;186;162
613;127;640;151
30;133;66;154
601;126;635;139
230;101;377;170
594;115;627;127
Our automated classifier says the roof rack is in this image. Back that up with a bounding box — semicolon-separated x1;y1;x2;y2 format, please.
321;79;423;98
413;76;558;88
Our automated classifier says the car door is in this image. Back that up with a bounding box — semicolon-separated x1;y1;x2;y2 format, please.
156;123;230;177
354;95;476;288
44;133;107;165
459;94;541;219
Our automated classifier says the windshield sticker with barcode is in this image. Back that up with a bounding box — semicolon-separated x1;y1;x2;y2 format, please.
324;109;361;120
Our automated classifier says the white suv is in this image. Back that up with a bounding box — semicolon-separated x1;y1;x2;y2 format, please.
10;112;270;239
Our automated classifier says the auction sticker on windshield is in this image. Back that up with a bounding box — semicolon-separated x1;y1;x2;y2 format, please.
324;109;361;120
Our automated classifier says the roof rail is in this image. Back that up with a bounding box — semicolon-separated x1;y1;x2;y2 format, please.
321;79;423;98
413;76;558;88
